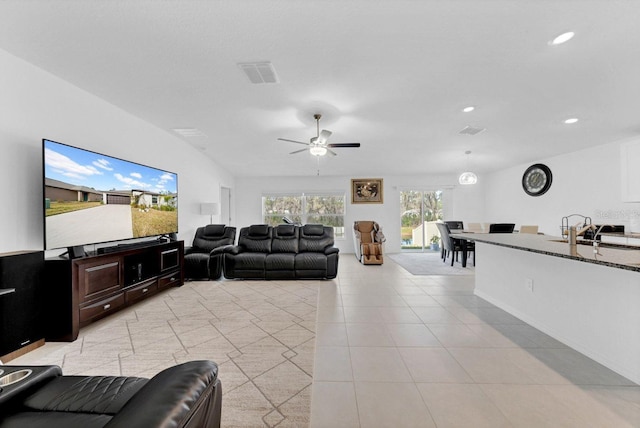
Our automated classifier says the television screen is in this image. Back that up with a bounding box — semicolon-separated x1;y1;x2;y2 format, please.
43;139;178;250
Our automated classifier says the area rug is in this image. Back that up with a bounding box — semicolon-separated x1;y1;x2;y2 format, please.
389;251;475;275
10;279;320;427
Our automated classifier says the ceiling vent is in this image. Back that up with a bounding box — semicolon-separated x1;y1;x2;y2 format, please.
172;128;206;138
238;61;279;84
459;125;486;136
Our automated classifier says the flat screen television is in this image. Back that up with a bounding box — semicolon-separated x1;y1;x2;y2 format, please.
43;139;178;253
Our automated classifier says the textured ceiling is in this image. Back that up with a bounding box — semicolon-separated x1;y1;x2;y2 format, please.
1;0;639;177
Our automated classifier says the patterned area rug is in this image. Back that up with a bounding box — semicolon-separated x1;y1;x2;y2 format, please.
389;251;475;275
11;280;320;427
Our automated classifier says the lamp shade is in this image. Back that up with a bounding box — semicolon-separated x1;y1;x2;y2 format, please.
200;203;219;215
458;171;478;185
459;150;477;185
200;202;219;224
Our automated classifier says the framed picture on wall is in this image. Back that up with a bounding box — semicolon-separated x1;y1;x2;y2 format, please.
351;178;383;204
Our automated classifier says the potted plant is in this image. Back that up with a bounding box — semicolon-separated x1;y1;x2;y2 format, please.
430;234;440;251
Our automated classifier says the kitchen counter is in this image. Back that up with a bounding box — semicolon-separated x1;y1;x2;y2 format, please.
451;232;640;385
451;232;640;272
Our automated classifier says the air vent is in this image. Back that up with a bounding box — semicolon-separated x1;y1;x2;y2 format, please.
459;125;486;136
238;61;279;84
172;128;206;138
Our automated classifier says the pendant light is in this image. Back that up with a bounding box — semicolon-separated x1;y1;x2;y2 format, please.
458;150;478;185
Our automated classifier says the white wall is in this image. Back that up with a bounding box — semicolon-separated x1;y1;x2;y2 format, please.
0;48;235;254
483;137;640;236
235;174;487;254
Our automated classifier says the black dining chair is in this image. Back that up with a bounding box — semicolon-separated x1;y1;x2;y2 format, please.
489;223;516;233
436;222;474;267
444;220;464;230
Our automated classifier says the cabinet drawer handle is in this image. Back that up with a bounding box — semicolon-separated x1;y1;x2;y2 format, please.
170;277;176;281
103;304;111;310
20;340;30;346
142;288;148;293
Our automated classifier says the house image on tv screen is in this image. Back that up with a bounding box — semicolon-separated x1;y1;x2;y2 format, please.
44;178;178;249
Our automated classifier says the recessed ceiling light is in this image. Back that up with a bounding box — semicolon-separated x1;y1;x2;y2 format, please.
550;31;575;45
462;106;475;113
564;118;579;124
172;128;207;137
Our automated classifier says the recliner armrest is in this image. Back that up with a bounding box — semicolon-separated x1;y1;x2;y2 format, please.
104;360;221;428
211;244;235;255
324;247;340;255
215;245;241;255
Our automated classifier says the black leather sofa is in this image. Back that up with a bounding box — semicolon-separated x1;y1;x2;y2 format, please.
0;360;221;428
218;224;339;279
184;224;236;280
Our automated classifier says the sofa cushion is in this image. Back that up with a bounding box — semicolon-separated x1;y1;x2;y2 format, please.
299;225;334;253
302;224;324;236
266;253;296;271
272;225;299;253
295;252;328;270
232;252;267;270
239;225;272;253
202;224;226;238
248;224;270;237
275;224;296;236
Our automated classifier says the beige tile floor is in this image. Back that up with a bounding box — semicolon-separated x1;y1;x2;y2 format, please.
8;253;640;427
310;254;640;428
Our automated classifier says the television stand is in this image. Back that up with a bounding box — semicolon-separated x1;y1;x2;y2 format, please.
44;240;184;341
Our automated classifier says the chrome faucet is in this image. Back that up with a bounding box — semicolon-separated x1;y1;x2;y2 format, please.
591;224;616;254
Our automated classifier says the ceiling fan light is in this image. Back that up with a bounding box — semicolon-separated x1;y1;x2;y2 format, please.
459;171;478;185
310;146;327;156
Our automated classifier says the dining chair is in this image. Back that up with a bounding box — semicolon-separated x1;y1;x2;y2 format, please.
436;222;474;267
489;223;516;233
519;225;539;234
444;220;464;230
467;223;483;232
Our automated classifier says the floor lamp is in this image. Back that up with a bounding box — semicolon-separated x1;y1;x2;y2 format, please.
200;202;219;224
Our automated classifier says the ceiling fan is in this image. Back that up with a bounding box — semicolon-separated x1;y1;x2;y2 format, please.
278;114;360;156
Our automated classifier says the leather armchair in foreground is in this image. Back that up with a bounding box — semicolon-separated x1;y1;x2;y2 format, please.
0;360;221;428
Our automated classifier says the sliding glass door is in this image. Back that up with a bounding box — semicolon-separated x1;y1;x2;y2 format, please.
400;190;444;251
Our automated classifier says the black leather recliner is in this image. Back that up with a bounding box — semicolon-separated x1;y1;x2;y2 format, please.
220;224;339;279
184;225;236;280
0;360;222;428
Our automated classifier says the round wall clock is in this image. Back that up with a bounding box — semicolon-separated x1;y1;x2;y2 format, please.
522;163;552;196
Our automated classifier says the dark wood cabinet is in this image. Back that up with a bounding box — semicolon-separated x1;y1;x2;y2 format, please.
0;251;44;360
44;240;183;341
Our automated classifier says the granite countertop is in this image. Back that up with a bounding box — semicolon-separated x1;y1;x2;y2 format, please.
450;232;640;273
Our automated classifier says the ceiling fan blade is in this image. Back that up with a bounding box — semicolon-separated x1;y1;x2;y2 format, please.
327;148;338;156
278;138;309;146
328;142;360;148
318;129;332;144
289;148;308;155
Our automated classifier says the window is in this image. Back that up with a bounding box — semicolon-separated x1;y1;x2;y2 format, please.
400;189;444;251
262;193;345;238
